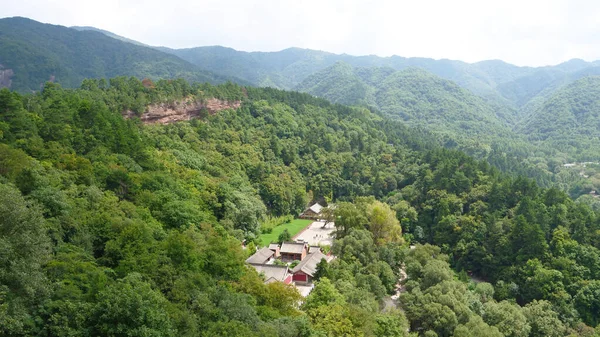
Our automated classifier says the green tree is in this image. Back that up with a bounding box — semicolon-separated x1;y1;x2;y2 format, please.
302;278;345;311
0;183;50;336
366;200;403;246
307;304;364;337
332;229;377;266
482;300;530;337
278;228;292;244
574;280;600;327
334;202;367;238
89;273;176;337
454;316;503;337
313;258;331;281
420;259;454;289
374;310;409;337
522;300;567;337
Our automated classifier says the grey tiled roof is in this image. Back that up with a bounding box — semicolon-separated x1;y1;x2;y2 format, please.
280;242;306;254
245;247;274;264
250;264;289;283
291;251;328;277
309;203;323;214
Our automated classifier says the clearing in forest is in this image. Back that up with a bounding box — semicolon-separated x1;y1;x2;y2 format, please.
259;219;312;246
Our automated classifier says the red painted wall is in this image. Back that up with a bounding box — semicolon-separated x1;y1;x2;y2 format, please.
293;272;308;282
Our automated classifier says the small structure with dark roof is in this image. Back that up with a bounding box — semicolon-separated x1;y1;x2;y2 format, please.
246;247;275;265
250;264;293;284
291;251;330;285
279;241;308;262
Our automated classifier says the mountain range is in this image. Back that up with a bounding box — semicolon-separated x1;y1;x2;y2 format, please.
295;62;514;137
3;16;600;195
159;44;600;112
0;17;246;92
3;17;600;110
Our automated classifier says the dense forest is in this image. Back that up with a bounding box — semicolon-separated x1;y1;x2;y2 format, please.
296;62;600;199
295;62;516;136
4;17;600;199
2;77;600;336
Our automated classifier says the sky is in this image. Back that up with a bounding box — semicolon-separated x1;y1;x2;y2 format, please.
3;0;600;67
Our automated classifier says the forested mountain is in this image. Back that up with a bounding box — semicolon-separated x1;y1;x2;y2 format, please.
158;40;600;186
2;78;600;336
5;17;600;196
522;77;600;155
0;17;244;92
498;63;600;119
10;17;598;120
296;62;516;137
163;44;525;103
3;14;600;336
293;62;600;198
156;46;341;89
160;43;600;111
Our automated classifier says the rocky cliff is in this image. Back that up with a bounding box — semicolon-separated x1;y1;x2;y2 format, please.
123;97;241;124
0;66;14;89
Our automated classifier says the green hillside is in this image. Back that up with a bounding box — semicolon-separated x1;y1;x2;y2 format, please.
4;14;600;337
160;44;600;112
0;17;244;92
296;63;515;141
5;17;600;194
163;45;520;102
2;78;600;335
521;76;600;154
158;46;343;89
64;22;600;136
293;62;375;105
62;22;600;134
294;63;600;196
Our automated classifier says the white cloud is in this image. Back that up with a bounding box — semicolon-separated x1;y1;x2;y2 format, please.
2;0;600;66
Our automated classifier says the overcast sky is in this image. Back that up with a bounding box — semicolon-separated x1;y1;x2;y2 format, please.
3;0;600;66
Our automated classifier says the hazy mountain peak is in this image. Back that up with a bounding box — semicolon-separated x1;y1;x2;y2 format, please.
554;58;591;72
70;26;148;46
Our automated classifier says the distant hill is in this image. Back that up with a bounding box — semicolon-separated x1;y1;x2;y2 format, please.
157;46;342;89
521;76;600;156
0;17;245;92
293;62;375;106
296;62;516;142
57;22;600;123
161;45;520;96
160;45;600;119
6;17;600;196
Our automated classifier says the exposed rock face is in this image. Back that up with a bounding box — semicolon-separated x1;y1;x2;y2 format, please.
123;97;241;125
0;65;14;89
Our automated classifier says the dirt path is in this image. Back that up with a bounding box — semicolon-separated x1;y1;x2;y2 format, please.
382;264;408;312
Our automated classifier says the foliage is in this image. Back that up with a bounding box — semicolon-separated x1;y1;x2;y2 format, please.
278;228;292;244
1;75;600;335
